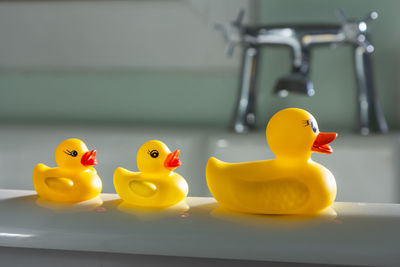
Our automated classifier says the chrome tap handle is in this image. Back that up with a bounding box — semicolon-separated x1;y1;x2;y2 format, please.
338;10;378;49
336;9;377;25
364;11;378;22
214;8;245;57
361;12;378;53
214;24;234;56
232;8;245;28
335;8;348;23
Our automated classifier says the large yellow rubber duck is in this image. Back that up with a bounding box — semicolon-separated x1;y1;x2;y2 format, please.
33;138;102;203
113;140;188;208
206;108;337;215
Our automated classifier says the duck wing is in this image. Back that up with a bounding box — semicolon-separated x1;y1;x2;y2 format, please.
45;177;74;192
114;167;157;198
236;178;309;212
129;181;157;197
207;157;310;213
34;164;73;192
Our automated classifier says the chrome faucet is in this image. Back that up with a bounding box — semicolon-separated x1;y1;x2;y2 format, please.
216;10;388;135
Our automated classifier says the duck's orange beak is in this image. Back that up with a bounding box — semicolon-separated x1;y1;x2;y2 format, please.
312;133;337;154
81;150;97;167
164;150;181;170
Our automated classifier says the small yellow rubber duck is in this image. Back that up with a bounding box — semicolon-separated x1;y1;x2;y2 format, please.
33;138;102;203
206;108;337;215
113;140;188;208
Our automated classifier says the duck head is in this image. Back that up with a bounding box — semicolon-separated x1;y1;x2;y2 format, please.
55;138;97;169
137;140;181;173
266;108;337;161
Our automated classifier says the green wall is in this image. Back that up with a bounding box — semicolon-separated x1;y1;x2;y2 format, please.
0;70;237;126
0;0;398;131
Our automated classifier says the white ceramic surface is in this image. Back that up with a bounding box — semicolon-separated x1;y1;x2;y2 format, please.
0;189;398;266
0;124;398;203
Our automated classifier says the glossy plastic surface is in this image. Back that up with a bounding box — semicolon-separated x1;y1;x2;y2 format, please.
113;140;189;208
32;138;102;203
0;190;399;266
206;108;337;214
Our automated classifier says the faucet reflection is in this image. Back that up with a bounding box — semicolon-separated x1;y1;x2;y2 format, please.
216;9;388;135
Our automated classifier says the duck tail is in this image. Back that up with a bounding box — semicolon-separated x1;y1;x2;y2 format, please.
206;156;224;170
32;164;49;181
113;167;135;185
206;157;226;181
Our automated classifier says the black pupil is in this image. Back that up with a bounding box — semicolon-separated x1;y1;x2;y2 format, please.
70;150;78;157
150;150;159;158
310;121;317;133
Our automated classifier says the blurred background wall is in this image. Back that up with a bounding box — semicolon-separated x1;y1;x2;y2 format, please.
0;0;398;131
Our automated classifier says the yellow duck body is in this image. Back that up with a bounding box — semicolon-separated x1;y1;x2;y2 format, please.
206;108;337;215
113;140;188;208
33;139;102;203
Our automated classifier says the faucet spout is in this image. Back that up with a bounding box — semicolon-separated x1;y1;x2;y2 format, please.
273;48;315;97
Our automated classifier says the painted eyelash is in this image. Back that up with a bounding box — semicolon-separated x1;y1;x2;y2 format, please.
303;120;310;127
64;149;78;157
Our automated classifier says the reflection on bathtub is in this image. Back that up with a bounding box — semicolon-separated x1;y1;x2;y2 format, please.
35;196;103;213
112;199;190;220
0;232;34;239
210;206;337;229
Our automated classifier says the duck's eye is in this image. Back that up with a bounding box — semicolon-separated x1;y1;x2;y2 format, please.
149;150;159;158
65;150;78;157
310;121;317;133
